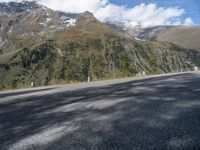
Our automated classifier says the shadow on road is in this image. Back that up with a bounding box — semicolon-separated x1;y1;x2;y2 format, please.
0;73;200;150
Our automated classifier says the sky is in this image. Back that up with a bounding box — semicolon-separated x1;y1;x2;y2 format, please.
1;0;199;27
110;0;200;26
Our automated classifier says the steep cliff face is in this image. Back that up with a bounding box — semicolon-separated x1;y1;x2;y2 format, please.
0;1;200;90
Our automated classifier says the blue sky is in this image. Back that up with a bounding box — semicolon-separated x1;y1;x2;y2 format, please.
110;0;200;25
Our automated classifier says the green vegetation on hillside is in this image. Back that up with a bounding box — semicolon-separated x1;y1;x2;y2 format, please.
0;10;200;90
1;36;200;90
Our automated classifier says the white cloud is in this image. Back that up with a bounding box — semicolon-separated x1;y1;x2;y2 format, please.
95;3;186;27
1;0;193;27
172;18;182;26
39;0;109;13
184;17;194;26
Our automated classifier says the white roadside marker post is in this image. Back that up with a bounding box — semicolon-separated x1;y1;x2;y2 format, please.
31;82;34;87
194;66;198;71
88;76;90;82
142;71;146;76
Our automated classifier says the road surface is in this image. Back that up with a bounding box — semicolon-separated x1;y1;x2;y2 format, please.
0;72;200;150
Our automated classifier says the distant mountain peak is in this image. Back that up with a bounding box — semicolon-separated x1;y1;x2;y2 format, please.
81;11;94;16
77;11;99;24
0;0;40;14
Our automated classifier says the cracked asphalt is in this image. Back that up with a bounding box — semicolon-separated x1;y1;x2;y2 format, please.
0;72;200;150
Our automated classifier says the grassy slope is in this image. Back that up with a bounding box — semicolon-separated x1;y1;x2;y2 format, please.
156;26;200;51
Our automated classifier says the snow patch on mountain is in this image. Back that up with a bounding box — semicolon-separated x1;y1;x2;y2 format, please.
65;18;76;27
46;17;51;22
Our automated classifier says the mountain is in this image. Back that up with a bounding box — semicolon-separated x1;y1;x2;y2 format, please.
0;1;79;54
0;1;39;15
147;26;200;51
0;1;200;90
122;25;200;51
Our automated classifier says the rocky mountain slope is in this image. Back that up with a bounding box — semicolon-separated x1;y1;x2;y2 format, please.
0;1;78;54
121;25;200;51
0;1;200;90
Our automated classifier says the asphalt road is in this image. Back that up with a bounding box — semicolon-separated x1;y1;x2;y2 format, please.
0;72;200;150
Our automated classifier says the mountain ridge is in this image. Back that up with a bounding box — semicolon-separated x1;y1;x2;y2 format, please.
116;25;200;51
0;1;200;90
